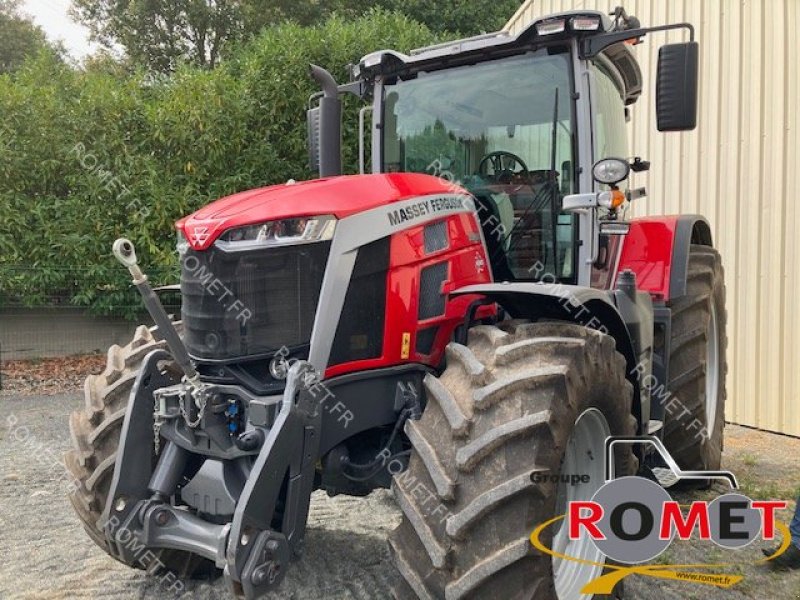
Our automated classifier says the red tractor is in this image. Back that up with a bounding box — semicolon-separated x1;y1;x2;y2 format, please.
67;7;726;599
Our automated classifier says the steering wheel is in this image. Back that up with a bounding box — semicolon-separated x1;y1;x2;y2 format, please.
477;151;530;184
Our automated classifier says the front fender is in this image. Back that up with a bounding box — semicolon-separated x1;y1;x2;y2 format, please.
452;282;646;431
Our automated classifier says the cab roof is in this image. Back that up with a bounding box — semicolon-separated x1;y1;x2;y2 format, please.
357;10;643;105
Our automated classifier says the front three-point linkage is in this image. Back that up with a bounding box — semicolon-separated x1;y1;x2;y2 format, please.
110;238;323;599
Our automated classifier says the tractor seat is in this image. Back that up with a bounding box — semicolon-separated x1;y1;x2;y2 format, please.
470;190;515;282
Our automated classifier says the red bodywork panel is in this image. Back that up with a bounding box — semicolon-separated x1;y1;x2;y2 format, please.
176;173;461;250
616;216;681;301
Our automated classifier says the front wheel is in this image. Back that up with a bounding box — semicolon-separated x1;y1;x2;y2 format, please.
65;324;216;579
389;321;637;600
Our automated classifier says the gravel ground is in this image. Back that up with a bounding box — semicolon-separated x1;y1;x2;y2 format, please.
1;387;799;599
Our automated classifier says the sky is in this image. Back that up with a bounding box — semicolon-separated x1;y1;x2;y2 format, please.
21;0;99;60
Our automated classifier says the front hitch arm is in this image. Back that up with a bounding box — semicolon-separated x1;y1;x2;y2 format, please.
225;360;323;598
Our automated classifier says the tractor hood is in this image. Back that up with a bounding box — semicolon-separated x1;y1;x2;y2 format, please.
176;173;464;250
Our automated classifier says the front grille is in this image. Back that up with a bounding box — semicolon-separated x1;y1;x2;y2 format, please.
181;241;331;360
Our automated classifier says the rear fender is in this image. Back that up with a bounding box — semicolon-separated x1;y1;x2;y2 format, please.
615;215;713;424
616;215;713;301
452;283;647;432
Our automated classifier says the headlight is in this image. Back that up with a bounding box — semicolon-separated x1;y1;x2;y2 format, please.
216;215;336;250
592;158;630;186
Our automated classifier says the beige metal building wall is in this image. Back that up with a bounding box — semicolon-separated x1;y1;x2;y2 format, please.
506;0;800;436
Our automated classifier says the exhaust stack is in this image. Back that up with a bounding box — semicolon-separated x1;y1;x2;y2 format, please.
307;64;342;177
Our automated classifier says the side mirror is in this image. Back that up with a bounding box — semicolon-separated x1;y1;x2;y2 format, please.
655;41;699;131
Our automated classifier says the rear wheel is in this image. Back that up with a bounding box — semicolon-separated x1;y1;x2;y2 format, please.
389;321;637;600
65;324;216;579
663;245;727;471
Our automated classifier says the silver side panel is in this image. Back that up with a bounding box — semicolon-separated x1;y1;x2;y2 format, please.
308;193;476;373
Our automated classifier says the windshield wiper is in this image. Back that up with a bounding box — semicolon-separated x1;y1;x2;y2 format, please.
490;88;561;276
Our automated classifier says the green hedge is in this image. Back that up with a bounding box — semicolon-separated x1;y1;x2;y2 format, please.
0;10;438;317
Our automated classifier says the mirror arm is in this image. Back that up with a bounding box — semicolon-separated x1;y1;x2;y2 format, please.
337;80;367;99
580;22;695;58
630;157;650;173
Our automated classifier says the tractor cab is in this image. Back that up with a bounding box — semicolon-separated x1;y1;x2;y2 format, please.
309;8;698;286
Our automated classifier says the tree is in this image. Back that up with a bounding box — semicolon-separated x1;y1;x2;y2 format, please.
71;0;376;72
0;11;439;315
241;0;519;37
240;0;372;29
71;0;519;73
71;0;244;72
0;0;61;74
384;0;522;36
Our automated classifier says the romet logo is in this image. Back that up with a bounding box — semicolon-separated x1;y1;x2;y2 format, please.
530;439;793;594
387;195;468;227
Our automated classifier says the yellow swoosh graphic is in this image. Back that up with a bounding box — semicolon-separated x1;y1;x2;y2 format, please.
529;514;791;594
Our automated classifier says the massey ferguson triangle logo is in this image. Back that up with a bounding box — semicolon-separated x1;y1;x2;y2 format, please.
189;226;210;245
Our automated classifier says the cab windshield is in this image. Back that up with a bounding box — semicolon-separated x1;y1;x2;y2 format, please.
382;48;577;282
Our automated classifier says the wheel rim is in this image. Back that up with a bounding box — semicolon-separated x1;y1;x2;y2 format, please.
705;302;720;431
552;408;609;599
